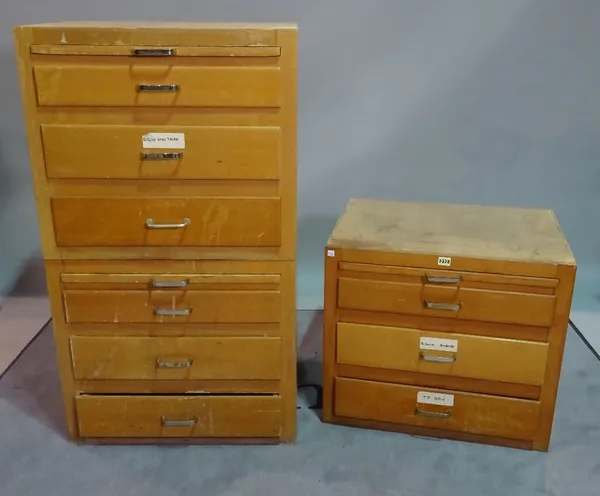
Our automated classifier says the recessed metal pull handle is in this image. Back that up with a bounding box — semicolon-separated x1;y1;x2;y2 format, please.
424;301;462;312
132;48;176;57
137;84;179;92
145;218;190;229
420;352;456;364
415;406;452;419
156;357;193;369
154;307;192;317
161;417;196;427
141;152;183;160
150;279;189;288
425;275;462;284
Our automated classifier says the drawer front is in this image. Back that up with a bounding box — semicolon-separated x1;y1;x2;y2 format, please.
42;124;281;180
34;65;281;108
338;277;555;327
336;323;548;386
71;336;282;380
75;394;282;438
52;197;281;248
334;378;540;441
63;289;280;323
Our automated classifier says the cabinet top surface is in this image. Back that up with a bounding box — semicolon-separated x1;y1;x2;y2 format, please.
14;21;296;47
328;199;575;265
16;21;297;30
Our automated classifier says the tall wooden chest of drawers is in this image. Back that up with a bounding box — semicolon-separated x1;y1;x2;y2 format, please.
322;199;576;451
14;22;298;444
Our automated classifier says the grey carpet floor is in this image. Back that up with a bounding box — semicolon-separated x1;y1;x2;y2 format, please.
1;311;600;496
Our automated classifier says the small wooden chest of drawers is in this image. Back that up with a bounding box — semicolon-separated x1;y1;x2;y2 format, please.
14;21;297;444
322;199;576;451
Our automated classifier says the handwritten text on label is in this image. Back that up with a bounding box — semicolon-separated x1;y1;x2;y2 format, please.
142;132;185;149
417;391;454;407
420;337;458;352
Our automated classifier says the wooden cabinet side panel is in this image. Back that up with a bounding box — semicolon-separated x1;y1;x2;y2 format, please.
43;260;78;438
277;27;297;262
13;27;59;260
534;264;576;451
322;248;340;422
279;260;297;442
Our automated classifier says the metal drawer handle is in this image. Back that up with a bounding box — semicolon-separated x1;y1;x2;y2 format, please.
415;406;452;419
420;352;456;364
156;357;193;369
424;301;462;312
145;218;190;229
137;84;179;92
150;279;189;288
425;275;462;284
141;152;183;160
161;417;196;427
154;307;192;317
132;48;176;57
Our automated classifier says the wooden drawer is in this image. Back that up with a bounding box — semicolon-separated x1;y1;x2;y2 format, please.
71;336;282;380
33;64;281;108
75;394;282;438
51;197;281;248
336;323;548;386
63;288;280;324
338;277;555;327
42;124;281;180
334;378;540;441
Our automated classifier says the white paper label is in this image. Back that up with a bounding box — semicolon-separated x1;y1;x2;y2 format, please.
437;256;451;267
420;337;458;353
327;250;336;257
417;391;454;407
142;133;185;149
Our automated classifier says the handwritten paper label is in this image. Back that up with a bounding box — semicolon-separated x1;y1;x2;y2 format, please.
142;133;185;149
327;250;336;257
437;256;451;267
417;391;454;407
420;337;458;353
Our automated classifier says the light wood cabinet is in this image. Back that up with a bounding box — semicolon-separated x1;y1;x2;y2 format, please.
14;21;297;444
323;199;576;451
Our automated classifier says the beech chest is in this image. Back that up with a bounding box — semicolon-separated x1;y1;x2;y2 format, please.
14;21;298;444
322;199;576;451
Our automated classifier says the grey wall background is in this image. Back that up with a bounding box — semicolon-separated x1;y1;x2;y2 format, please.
1;0;599;310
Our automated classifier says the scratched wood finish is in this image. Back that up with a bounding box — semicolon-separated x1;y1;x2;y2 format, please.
323;199;576;451
15;24;297;263
328;199;575;268
24;21;288;46
42;124;282;180
338;262;559;289
14;22;298;444
70;336;282;380
34;65;281;108
336;322;548;386
60;271;280;287
31;45;282;57
338;277;556;327
52;197;281;248
78;379;282;395
63;289;281;324
76;394;282;438
336;364;541;400
334;378;540;441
